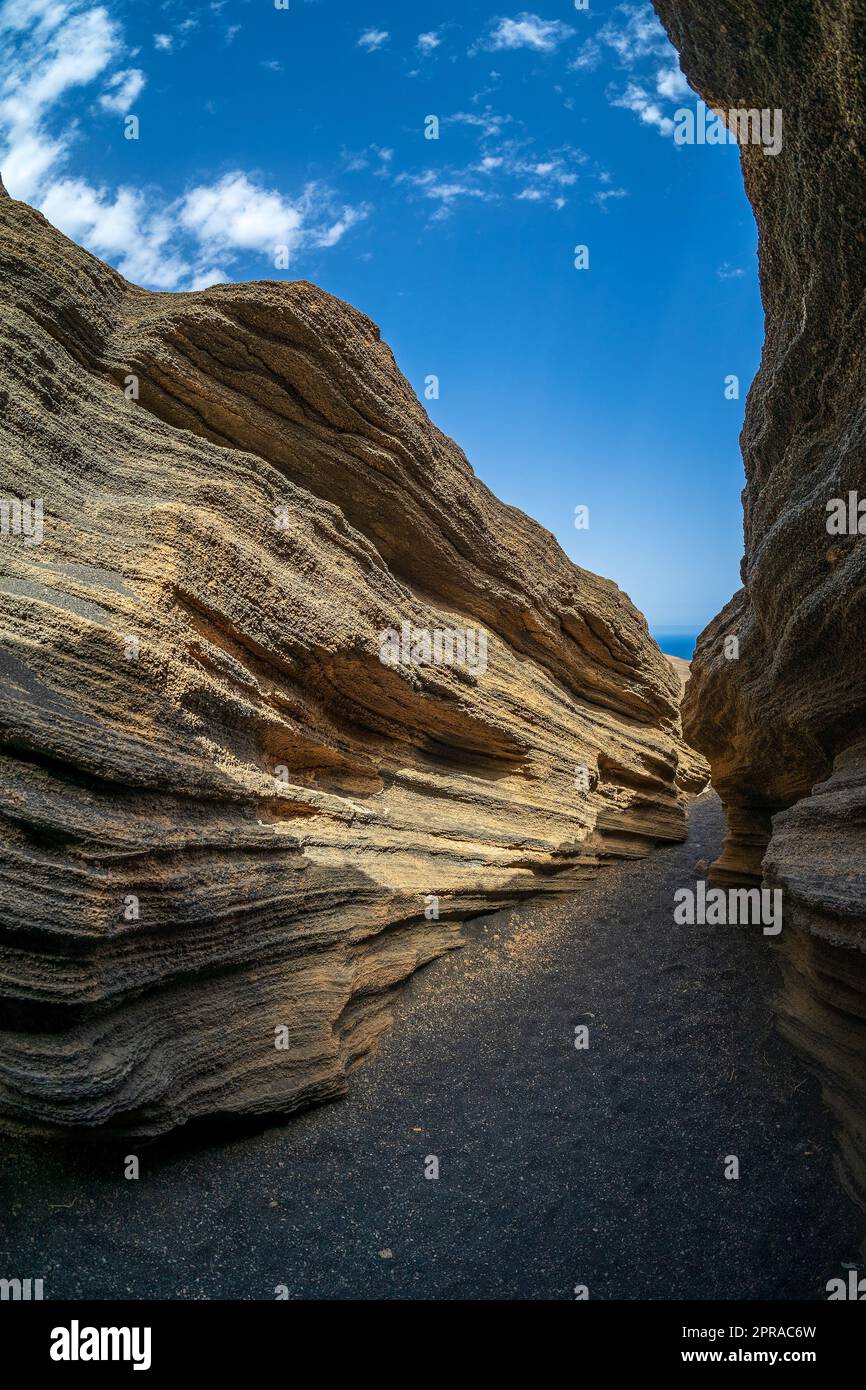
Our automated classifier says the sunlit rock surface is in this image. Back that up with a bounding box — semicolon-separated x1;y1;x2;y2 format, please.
655;0;866;1209
0;180;705;1135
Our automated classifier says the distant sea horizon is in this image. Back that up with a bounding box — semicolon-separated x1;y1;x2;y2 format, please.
651;629;700;661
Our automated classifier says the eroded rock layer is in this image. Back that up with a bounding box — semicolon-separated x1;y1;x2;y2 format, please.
0;182;704;1135
654;0;866;1208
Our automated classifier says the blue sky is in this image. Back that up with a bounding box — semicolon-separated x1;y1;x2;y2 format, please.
0;0;763;631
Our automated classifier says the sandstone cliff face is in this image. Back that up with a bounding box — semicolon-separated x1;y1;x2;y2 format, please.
654;1;866;1208
0;181;703;1135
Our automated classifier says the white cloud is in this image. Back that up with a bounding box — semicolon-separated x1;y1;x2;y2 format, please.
0;128;64;201
502;147;582;204
39;177;190;288
417;31;440;54
447;108;512;139
594;186;628;210
717;262;745;280
0;2;120;130
0;0;64;34
153;33;172;52
313;205;367;247
427;182;486;202
398;128;585;218
479;12;575;54
599;4;670;64
0;0;121;198
358;29;388;52
656;63;691;100
570;39;601;72
611;81;674;136
596;8;689;140
180;172;368;261
179;173;306;254
513;153;580;186
0;3;366;288
396;169;490;221
189;265;230;290
98;68;145;114
343;144;393;176
10;7;120;111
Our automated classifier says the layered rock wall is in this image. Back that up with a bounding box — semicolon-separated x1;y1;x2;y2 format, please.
0;181;703;1135
655;0;866;1208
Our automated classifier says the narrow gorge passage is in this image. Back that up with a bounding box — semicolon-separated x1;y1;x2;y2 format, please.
1;791;857;1301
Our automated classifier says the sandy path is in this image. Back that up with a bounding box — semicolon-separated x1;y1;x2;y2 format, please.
0;791;859;1300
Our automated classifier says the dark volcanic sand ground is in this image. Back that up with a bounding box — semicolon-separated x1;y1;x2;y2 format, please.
0;791;860;1300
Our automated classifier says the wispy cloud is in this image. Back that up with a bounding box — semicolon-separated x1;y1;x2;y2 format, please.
417;31;441;55
343;144;394;176
395;109;593;221
98;67;145;114
181;173;368;254
570;39;601;72
594;186;628;210
656;64;691;100
611;81;675;136
0;0;367;288
475;12;575;55
358;28;388;52
597;4;691;140
39;178;190;289
0;0;122;199
598;3;670;64
395;169;491;222
447;108;514;140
